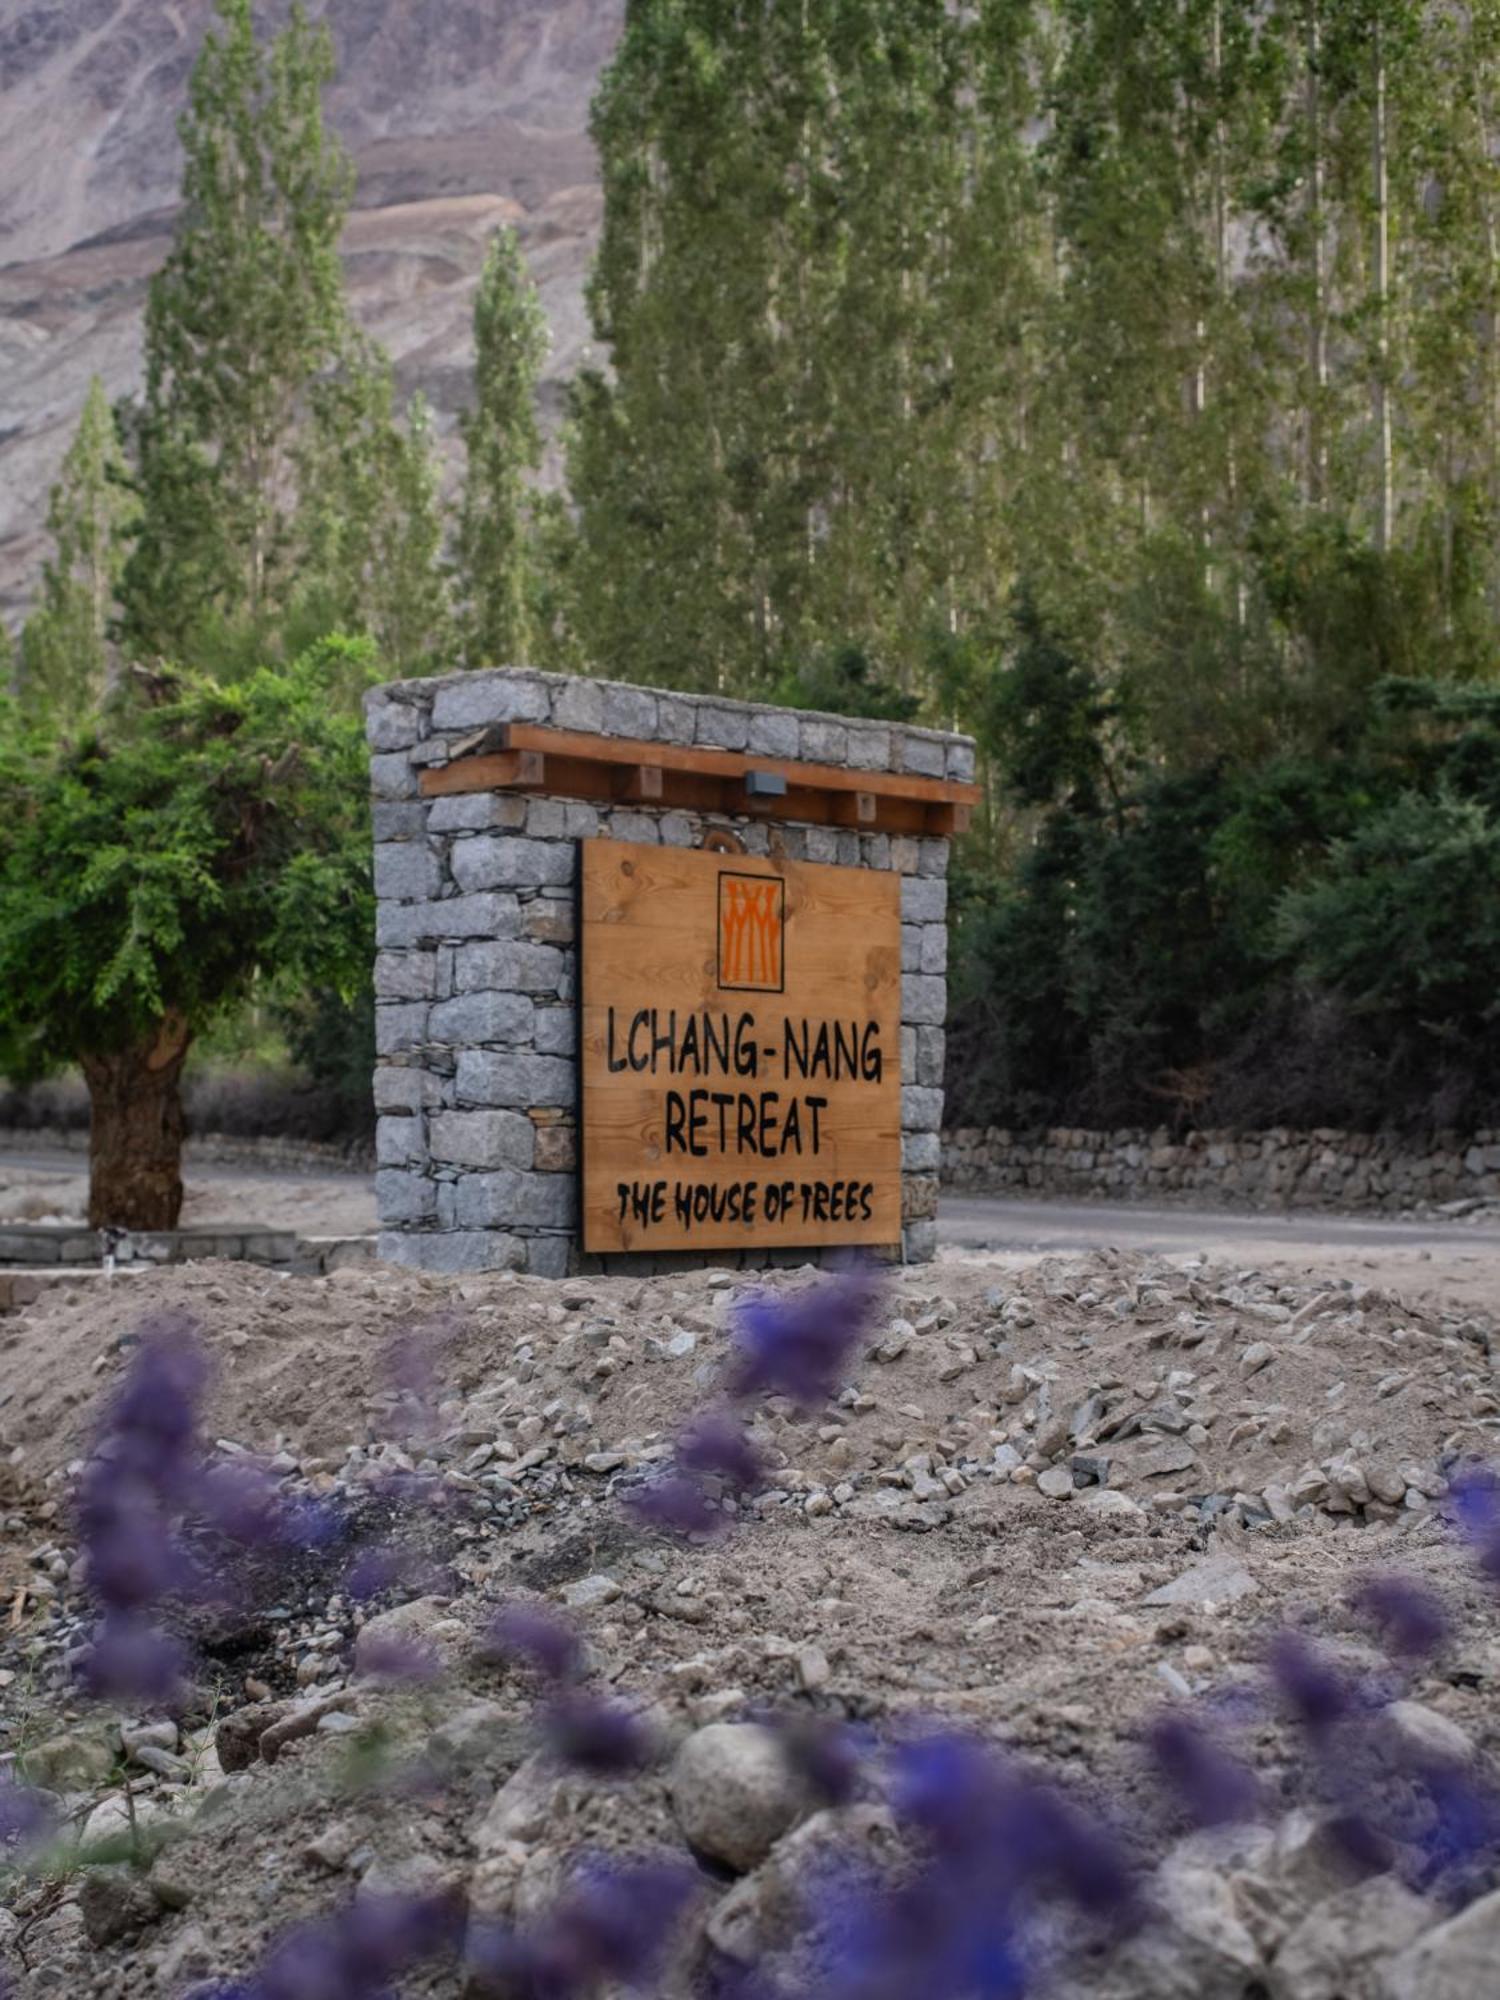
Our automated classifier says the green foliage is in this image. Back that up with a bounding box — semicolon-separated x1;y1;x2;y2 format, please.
456;228;549;668
120;0;359;663
772;645;920;723
294;362;456;676
1277;790;1500;1042
19;380;137;724
0;639;376;1083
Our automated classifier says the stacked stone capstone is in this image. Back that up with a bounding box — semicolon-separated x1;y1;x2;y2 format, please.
366;669;973;1277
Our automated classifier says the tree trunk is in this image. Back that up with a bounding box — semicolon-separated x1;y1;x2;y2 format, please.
81;1015;192;1231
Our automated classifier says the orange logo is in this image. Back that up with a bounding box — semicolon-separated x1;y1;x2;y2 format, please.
718;874;785;992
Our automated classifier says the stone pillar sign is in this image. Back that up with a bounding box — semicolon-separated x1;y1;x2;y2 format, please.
365;669;976;1277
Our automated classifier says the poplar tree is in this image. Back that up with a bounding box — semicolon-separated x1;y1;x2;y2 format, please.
294;354;455;676
20;378;137;722
456;227;548;667
120;0;358;662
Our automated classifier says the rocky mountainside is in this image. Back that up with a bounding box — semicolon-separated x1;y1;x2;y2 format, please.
0;0;624;624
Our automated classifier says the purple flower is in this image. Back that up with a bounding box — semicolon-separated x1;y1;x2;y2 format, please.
1269;1634;1354;1741
542;1692;651;1777
357;1634;443;1685
1352;1575;1450;1662
229;1892;462;1999
1145;1712;1260;1830
676;1413;765;1492
771;1713;869;1805
0;1777;52;1852
624;1472;721;1539
728;1268;880;1411
482;1604;584;1686
77;1614;187;1703
467;1857;694;1998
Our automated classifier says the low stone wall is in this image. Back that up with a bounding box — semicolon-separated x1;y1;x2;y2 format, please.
941;1125;1500;1212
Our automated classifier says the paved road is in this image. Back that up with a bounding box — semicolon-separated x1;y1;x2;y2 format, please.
938;1193;1500;1255
6;1149;1499;1259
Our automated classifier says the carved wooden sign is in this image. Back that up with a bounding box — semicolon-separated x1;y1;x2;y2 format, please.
580;840;902;1252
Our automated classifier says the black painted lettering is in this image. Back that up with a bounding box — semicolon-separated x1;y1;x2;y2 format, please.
807;1096;828;1154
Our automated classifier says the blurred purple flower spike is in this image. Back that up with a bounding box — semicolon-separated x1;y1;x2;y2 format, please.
557;1855;696;1985
467;1857;694;1999
226;1891;463;2000
542;1691;651;1776
484;1603;584;1685
1145;1711;1260;1830
773;1712;869;1806
356;1633;443;1686
625;1471;722;1539
1269;1633;1354;1741
729;1266;880;1410
1352;1575;1450;1661
1449;1465;1500;1583
0;1776;53;1854
676;1412;765;1492
78;1614;187;1703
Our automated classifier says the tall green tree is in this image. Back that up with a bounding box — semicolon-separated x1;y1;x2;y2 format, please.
567;0;1037;697
294;355;456;675
120;0;358;661
20;379;136;722
456;227;548;667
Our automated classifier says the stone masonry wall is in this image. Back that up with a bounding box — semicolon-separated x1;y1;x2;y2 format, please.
942;1125;1500;1213
366;668;973;1277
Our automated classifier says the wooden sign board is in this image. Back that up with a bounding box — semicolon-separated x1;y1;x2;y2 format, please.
580;840;902;1253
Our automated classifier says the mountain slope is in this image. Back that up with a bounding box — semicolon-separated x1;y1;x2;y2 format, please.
0;0;623;623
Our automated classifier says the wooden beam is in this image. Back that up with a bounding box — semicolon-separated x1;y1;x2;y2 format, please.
613;764;664;803
495;722;979;809
415;735;974;840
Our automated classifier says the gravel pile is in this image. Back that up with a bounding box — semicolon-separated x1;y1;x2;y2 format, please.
0;1249;1498;1995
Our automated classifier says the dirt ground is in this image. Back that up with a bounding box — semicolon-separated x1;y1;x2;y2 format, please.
0;1240;1498;1996
0;1154;378;1240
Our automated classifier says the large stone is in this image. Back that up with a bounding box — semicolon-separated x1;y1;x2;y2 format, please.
1378;1884;1500;2000
375;1169;438;1226
375;1003;429;1055
902;1086;944;1133
428;794;527;833
1269;1878;1433;2000
376;1117;424;1167
454;942;567;995
365;693;425;752
373;1067;446;1114
430;992;536;1048
454;1172;576;1231
900;877;948;925
451;837;575;893
456;1050;577;1111
431;671;550;729
668;1724;810;1873
377;893;522;947
428;1109;535;1170
747;710;800;759
901;975;946;1027
380;1230;526;1274
373;842;442;902
603;684;659;737
374;951;438;1002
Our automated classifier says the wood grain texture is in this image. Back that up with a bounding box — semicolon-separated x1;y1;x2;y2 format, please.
416;725;979;839
581;840;902;1254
